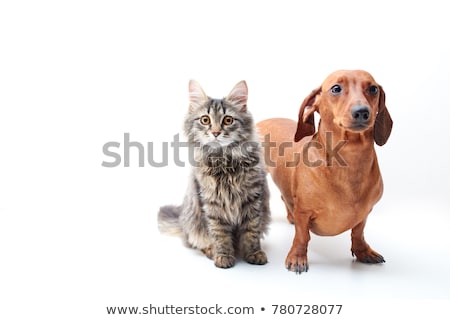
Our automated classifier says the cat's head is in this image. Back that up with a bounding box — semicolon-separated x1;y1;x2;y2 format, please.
184;80;254;147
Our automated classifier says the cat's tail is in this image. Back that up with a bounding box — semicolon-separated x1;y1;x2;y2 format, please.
157;205;183;236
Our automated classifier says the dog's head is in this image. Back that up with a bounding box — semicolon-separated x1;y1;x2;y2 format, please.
294;70;393;146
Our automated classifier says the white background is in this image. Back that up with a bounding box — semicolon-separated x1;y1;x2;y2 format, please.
1;1;449;319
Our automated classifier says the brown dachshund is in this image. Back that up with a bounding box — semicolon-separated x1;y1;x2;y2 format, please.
257;70;393;273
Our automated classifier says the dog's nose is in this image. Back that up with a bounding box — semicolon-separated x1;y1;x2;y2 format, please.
351;105;370;122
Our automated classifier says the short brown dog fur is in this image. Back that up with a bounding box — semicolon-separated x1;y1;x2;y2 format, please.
257;70;393;273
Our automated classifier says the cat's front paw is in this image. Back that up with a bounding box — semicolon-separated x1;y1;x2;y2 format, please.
245;250;268;265
214;254;236;268
201;246;214;260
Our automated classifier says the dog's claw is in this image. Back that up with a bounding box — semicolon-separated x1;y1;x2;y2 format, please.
286;249;309;274
352;248;385;264
286;261;309;274
294;263;309;274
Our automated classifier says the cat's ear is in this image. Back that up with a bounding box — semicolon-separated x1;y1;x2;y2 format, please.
188;80;208;112
226;80;248;112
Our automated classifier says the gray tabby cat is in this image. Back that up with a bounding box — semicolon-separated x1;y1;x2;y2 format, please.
158;80;270;269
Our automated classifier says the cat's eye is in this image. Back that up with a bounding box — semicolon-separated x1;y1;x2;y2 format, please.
200;115;210;125
222;116;234;126
368;85;378;96
330;84;343;95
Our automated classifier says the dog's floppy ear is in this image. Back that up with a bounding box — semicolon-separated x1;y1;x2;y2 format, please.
294;87;321;142
374;86;393;146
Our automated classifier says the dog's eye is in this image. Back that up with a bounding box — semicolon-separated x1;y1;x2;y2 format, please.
368;85;378;96
330;84;342;95
222;116;234;126
200;115;211;125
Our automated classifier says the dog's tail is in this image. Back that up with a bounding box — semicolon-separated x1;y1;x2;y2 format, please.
157;205;183;237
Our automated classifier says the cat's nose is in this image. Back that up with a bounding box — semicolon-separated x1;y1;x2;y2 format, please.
211;131;221;137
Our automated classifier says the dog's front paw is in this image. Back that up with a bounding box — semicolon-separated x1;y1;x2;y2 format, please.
352;248;385;264
245;250;268;265
285;253;309;274
214;254;236;269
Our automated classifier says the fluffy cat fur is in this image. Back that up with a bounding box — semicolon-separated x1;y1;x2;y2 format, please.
158;80;270;268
